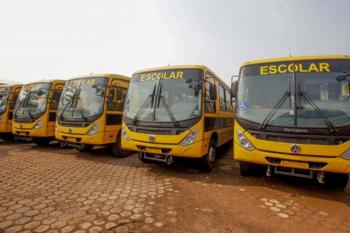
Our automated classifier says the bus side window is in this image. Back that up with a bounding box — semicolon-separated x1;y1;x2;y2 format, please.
225;89;233;112
108;87;127;111
219;85;226;111
50;89;62;110
10;95;18;110
205;81;216;113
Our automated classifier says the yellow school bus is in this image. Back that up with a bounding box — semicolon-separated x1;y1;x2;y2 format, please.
122;65;234;171
13;80;65;145
0;84;22;140
55;74;130;156
232;55;350;188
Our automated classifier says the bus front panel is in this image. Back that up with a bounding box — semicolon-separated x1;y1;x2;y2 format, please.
234;58;350;174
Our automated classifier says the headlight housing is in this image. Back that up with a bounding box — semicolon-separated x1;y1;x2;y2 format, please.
87;123;99;135
34;120;42;129
180;129;198;146
341;148;350;160
237;130;255;151
122;126;130;141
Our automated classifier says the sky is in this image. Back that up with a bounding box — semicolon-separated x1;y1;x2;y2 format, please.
0;0;349;85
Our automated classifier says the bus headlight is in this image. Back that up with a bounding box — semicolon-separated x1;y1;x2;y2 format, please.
341;148;350;160
237;130;255;151
122;126;130;141
34;120;42;129
180;129;198;146
87;123;99;135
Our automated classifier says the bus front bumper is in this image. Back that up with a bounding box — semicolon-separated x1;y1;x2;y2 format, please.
122;139;207;158
56;131;106;145
234;142;350;174
13;126;49;138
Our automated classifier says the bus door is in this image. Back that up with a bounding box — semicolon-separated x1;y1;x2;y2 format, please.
47;84;64;136
203;72;218;148
105;79;128;144
7;87;21;131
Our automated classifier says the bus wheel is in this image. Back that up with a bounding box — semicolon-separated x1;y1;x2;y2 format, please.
110;135;128;158
139;153;151;163
200;143;216;172
239;162;257;176
323;172;349;189
0;134;14;141
77;144;93;152
33;138;51;146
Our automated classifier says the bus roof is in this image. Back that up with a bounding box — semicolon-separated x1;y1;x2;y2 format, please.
241;55;350;67
23;80;66;85
133;65;230;88
70;73;130;82
0;84;23;88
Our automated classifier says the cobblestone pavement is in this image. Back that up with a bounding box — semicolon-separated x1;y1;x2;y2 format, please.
2;141;350;233
0;142;179;233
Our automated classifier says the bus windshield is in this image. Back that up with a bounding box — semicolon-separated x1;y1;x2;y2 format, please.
0;86;12;116
124;69;202;123
58;77;107;121
15;83;51;118
237;60;350;130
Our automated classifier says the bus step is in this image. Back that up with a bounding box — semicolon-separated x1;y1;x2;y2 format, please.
274;166;313;179
141;153;173;164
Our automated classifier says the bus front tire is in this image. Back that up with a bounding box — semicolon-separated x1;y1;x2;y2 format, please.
110;134;128;158
77;144;93;153
33;138;51;146
200;143;216;172
139;153;151;163
323;172;349;189
239;162;266;176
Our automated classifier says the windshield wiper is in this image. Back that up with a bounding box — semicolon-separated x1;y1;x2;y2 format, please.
78;108;89;122
131;83;157;124
27;110;35;121
260;91;291;129
59;87;79;120
298;91;337;133
336;70;350;81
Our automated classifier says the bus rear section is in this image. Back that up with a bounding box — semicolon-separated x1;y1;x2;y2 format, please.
0;84;22;140
232;55;350;188
122;65;234;171
55;74;130;156
12;80;65;145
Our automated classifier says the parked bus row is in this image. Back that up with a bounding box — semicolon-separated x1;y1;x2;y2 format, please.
1;54;350;189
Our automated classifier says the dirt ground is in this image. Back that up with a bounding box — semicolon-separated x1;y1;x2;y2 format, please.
1;141;350;233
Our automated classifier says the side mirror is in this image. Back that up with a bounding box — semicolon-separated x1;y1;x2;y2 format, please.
231;81;238;98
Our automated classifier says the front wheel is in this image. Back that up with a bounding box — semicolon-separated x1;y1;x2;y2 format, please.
323;172;349;189
138;153;151;163
239;162;266;177
33;137;51;146
200;143;216;172
110;134;128;158
77;144;93;153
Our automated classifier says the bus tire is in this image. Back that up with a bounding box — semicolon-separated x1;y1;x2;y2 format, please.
239;162;255;176
33;137;51;146
139;153;151;163
200;141;216;172
0;134;14;141
323;172;349;189
77;144;93;152
110;134;128;158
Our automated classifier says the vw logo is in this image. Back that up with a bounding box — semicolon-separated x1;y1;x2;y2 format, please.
68;128;72;133
290;144;301;153
149;135;155;142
